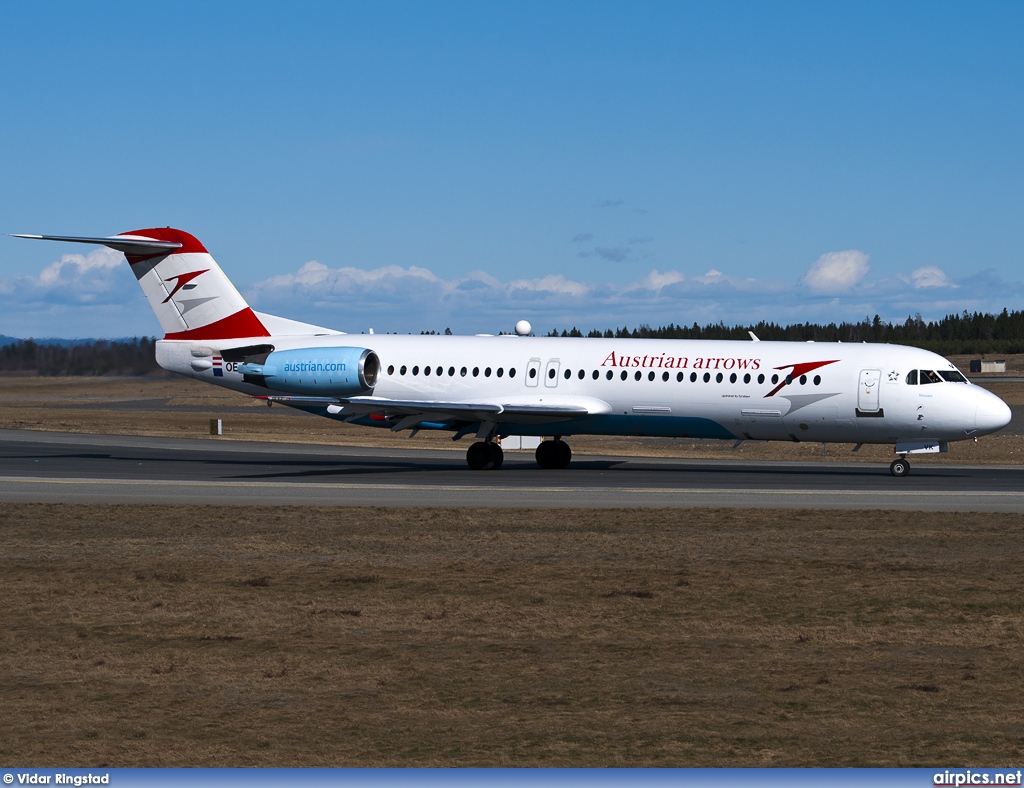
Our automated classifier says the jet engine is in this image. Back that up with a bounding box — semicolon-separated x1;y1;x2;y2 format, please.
238;347;379;395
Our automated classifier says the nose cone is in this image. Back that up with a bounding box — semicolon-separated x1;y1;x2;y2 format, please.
975;390;1013;435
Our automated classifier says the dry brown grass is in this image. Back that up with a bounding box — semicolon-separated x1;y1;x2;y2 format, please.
2;504;1023;766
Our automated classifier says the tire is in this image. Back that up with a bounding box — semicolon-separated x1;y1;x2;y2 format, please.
890;458;910;477
536;440;571;469
535;440;557;469
467;441;492;470
555;440;572;469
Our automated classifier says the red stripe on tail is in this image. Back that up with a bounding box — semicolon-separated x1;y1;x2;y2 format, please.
163;308;270;340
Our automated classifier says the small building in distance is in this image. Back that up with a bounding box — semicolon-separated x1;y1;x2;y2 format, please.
969;359;1006;373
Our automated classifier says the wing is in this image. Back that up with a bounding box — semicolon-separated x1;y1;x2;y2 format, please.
257;394;610;432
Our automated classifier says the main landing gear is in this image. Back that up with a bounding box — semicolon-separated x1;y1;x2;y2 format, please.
889;457;910;477
464;438;573;470
466;441;504;470
535;438;572;469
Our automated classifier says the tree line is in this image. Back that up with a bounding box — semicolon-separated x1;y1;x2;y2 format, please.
546;309;1024;356
0;338;161;376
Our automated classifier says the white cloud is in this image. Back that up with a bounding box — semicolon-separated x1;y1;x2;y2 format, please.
507;274;590;297
911;265;958;289
800;250;871;293
627;269;685;291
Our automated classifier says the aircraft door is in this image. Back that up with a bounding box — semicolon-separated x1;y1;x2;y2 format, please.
858;369;881;412
526;357;541;387
544;359;560;388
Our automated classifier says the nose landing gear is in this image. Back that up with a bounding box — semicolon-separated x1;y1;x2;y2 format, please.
466;440;504;470
889;457;910;477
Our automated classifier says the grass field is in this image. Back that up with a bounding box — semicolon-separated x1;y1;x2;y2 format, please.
1;375;1022;766
2;504;1024;766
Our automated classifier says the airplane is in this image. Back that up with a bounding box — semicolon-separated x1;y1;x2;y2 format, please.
11;227;1013;477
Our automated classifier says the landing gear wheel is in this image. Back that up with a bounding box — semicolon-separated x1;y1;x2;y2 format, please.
536;439;572;469
890;457;910;477
555;440;571;469
467;441;503;470
467;441;492;470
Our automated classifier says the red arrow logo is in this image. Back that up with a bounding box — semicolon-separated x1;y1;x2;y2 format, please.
764;359;840;397
162;269;210;303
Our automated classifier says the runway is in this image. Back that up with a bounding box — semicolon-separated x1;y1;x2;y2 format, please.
0;429;1022;511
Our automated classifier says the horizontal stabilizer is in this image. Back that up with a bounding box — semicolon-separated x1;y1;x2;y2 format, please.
10;233;182;257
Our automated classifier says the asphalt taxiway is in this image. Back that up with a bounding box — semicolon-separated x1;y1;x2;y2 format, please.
0;429;1021;511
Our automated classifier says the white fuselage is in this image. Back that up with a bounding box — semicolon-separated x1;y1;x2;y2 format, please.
157;334;1012;445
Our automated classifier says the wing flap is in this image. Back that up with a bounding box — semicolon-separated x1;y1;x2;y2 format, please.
257;394;601;425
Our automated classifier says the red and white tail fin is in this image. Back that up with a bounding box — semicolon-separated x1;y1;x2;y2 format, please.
12;228;271;340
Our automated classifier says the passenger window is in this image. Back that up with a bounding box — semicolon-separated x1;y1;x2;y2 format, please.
648;371;655;381
799;375;807;385
757;373;765;384
592;370;599;380
529;368;537;379
743;373;750;383
605;370;612;380
424;366;431;376
497;368;504;378
578;369;585;380
448;367;455;376
691;372;697;382
634;371;642;381
729;373;737;383
716;372;723;383
785;375;792;385
412;366;419;375
400;365;407;375
662;371;669;381
677;372;684;382
548;368;556;379
387;365;395;375
485;367;492;377
703;372;710;383
620;371;627;381
813;375;821;385
564;369;571;379
771;374;779;384
509;368;516;378
436;366;443;376
460;367;467;377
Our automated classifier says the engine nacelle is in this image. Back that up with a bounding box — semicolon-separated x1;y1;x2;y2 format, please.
239;346;379;395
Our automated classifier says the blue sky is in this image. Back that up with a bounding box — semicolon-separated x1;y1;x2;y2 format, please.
1;1;1022;338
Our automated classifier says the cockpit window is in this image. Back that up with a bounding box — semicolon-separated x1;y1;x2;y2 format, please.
939;370;967;383
920;370;942;384
906;370;918;385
